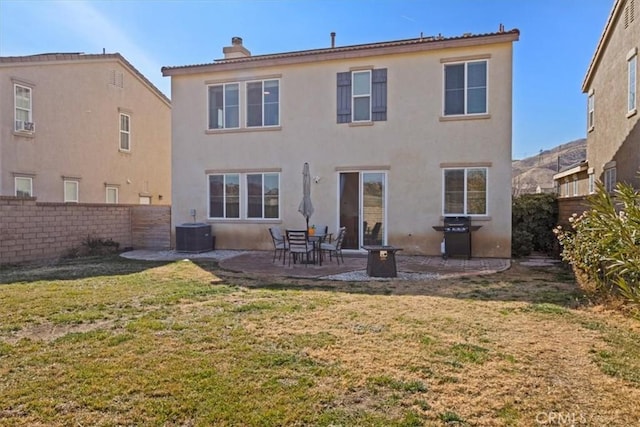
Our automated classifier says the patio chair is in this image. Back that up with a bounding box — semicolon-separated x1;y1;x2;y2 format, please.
286;229;314;267
321;226;346;264
269;227;288;264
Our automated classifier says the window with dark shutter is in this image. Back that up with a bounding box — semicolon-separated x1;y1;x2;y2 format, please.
337;68;387;123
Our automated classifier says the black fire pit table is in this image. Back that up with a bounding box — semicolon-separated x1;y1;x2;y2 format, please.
362;245;403;278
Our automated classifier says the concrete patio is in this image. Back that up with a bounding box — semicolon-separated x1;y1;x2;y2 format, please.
121;249;512;281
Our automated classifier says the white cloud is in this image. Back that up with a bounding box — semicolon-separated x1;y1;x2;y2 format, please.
53;0;168;95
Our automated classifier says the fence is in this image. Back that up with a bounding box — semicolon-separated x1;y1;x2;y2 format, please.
0;197;170;265
556;196;589;228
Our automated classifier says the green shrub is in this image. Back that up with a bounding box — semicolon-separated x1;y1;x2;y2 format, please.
80;235;120;256
555;181;640;305
512;193;558;257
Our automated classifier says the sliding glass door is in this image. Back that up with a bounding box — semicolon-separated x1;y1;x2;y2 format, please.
339;172;386;249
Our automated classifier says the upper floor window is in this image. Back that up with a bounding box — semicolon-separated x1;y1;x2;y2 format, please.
443;167;487;216
337;68;387;123
208;173;240;218
208;172;279;220
628;51;637;114
352;70;371;122
247;80;279;127
587;92;595;130
14;84;34;132
588;172;595;194
15;177;33;197
64;180;79;203
444;60;487;116
572;177;579;196
120;113;131;151
604;167;616;192
106;186;118;204
208;83;240;129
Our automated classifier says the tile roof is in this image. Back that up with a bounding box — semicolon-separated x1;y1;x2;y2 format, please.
162;29;519;75
0;52;170;104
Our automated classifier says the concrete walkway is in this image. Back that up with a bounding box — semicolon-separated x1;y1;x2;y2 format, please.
121;249;511;281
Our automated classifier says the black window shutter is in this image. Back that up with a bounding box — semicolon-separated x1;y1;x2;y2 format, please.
371;68;387;121
337;71;352;123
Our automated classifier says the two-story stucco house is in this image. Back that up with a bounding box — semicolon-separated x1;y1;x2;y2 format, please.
162;29;519;257
0;53;171;204
555;0;639;198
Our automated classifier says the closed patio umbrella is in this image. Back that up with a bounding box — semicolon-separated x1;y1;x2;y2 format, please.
298;162;314;230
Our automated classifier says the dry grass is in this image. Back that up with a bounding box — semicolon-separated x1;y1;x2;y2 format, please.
0;256;639;426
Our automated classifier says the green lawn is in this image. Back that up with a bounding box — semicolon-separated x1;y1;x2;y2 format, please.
1;256;639;426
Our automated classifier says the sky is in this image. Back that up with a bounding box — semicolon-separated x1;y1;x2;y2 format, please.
0;0;614;159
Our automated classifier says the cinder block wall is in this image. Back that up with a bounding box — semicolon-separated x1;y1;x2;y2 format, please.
0;197;170;264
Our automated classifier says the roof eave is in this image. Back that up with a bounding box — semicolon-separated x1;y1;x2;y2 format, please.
162;30;519;77
582;0;624;92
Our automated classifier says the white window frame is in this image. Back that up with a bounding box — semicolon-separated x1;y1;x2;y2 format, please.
443;60;488;116
139;196;151;205
15;177;33;197
119;113;131;151
208;173;241;219
246;79;280;128
628;51;637;115
207;171;280;220
587;92;595;130
352;70;372;122
442;167;488;216
14;84;33;132
106;186;118;204
572;177;579;196
604;167;617;192
588;172;595;194
64;180;79;203
208;82;240;130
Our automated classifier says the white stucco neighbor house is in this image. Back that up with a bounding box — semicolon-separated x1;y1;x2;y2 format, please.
162;28;519;257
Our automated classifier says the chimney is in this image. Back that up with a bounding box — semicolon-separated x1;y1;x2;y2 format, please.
223;36;251;59
330;32;336;48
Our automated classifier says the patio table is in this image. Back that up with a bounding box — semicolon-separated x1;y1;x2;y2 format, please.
308;233;327;266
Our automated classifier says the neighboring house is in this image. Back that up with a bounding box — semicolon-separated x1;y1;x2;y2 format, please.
162;29;519;257
0;53;171;204
554;0;639;197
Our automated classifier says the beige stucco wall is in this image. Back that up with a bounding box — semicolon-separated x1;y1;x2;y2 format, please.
169;40;515;257
586;0;640;186
0;57;171;205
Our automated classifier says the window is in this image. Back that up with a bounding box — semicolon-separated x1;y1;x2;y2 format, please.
106;186;118;203
337;68;387;123
15;177;32;197
208;173;240;218
572;177;579;196
246;79;279;127
352;70;371;122
208;83;239;129
588;172;595;194
604;167;617;192
207;172;280;220
444;60;487;115
64;180;79;202
587;93;595;129
629;53;637;114
139;196;151;205
14;84;33;132
443;168;487;215
120;113;130;151
247;173;279;219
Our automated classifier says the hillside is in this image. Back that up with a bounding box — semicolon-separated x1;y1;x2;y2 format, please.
512;138;586;195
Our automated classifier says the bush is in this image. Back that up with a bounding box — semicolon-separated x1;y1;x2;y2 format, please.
555;181;640;305
63;235;121;259
512;193;558;257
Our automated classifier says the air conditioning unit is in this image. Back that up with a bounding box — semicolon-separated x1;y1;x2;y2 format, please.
15;120;35;132
176;223;214;253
